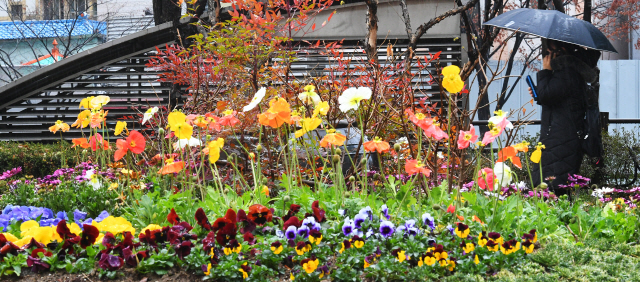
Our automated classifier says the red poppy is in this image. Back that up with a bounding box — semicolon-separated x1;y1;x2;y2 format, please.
80;224;100;249
247;204;273;225
363;137;390;154
312;201;326;222
89;133;105;151
446;204;456;214
167;208;181;225
218;111;240;127
195;208;212;230
114;130;146;161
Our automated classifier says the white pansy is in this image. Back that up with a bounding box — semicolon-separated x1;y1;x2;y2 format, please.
142;107;159;125
338;87;372;113
242;87;266;112
493;162;513;189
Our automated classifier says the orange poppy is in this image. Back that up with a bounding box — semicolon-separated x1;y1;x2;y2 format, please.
405;109;433;132
159;158;185;174
114;131;146;161
49;120;70;133
257;98;292;128
472;215;485;225
89;110;108;129
496;146;522;169
405;159;431;176
363;137;390;154
319;129;346;148
72;138;90;149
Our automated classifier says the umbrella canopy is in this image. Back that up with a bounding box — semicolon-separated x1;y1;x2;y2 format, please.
483;8;617;53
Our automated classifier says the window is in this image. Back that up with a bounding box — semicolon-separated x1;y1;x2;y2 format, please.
10;4;23;20
42;0;62;20
71;0;87;17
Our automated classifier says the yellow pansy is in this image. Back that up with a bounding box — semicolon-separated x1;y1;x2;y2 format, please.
93;216;135;236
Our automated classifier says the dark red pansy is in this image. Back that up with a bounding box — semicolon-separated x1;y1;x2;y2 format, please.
215;223;236;246
195;208;212;230
213;209;238;232
175;241;194;260
123;247;137;267
283;216;302;231
243;232;256;245
177;221;193;232
202;231;216;253
21;237;45;250
102;232;116;248
98;253;124;271
56;220;76;239
26;255;50;273
80;224;100;249
248;204;272;225
31;248;52;258
0;242;19;256
283;204;301;222
61;236;81;252
237;209;256;234
311;200;326;222
167;208;181;225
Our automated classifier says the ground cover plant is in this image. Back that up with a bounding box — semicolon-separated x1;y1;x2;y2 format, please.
1;0;640;280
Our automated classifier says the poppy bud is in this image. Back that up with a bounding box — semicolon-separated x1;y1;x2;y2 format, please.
464;201;469;208
229;153;236;161
283;195;291;202
539;182;548;189
256;144;263;152
159;128;165;135
374;173;381;180
332;155;340;164
190;176;198;182
335;148;342;155
262;178;268;185
206;135;212;141
394;143;401;152
360;158;367;166
348;176;356;183
345;191;351;198
432;204;441;210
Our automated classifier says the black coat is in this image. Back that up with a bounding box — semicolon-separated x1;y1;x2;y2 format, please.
531;55;597;190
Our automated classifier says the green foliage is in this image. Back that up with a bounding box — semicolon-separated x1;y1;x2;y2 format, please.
0;253;27;277
581;127;640;186
0;141;76;178
137;248;176;276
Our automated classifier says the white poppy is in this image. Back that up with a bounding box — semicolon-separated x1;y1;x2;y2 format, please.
173;137;202;150
338;87;372;113
298;87;321;106
493;162;513;189
488;110;513;129
242;87;266;112
142;107;159;125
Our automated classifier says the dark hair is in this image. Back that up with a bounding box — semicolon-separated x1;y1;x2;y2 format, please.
547;39;601;68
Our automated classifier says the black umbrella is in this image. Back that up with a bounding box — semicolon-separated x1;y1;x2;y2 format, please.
483;8;617;53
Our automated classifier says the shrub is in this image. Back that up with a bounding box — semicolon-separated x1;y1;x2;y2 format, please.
0;142;77;178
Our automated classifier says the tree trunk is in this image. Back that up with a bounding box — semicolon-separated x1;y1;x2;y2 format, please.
152;0;181;26
584;0;592;23
364;0;379;61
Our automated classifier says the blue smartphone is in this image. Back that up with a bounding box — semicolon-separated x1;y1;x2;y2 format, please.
526;75;538;99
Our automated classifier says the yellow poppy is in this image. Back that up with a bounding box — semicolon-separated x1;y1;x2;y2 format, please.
530;143;546;163
90;95;110;109
49;120;70;133
79;96;95;109
313;101;330;116
207;138;225;164
114;121;127;136
72;110;92;128
294;116;322;138
442;65;464;93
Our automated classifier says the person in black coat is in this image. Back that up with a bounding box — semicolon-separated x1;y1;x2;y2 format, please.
529;40;598;194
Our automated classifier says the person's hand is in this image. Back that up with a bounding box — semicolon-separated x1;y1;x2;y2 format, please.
528;87;533;98
543;52;553;70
